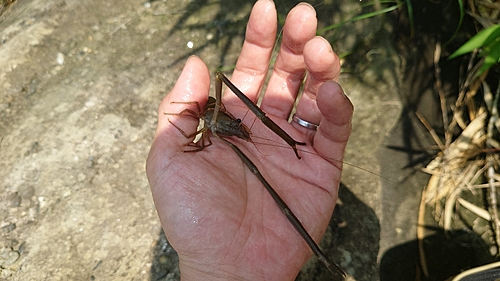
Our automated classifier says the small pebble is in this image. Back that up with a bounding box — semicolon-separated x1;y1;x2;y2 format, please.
0;247;20;266
56;52;64;65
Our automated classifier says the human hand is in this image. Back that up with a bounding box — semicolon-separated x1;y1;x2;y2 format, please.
146;1;353;280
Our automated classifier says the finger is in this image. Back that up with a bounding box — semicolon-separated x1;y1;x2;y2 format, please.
291;36;340;136
155;56;210;150
224;0;277;105
261;2;317;118
313;81;353;169
147;56;209;187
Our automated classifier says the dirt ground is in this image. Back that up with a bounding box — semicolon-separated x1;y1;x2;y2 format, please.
0;0;446;280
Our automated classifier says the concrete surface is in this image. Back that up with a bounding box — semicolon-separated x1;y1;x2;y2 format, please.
0;0;434;280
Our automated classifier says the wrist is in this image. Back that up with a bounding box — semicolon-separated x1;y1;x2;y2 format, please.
178;258;297;281
179;261;253;281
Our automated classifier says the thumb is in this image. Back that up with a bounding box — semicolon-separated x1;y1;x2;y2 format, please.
146;56;210;183
156;56;210;150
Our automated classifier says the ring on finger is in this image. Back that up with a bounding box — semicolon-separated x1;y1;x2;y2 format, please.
292;114;319;130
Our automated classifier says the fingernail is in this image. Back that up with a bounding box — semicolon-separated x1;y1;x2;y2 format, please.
297;2;315;12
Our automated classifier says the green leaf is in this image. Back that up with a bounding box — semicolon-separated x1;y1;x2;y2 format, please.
483;35;500;53
476;42;500;76
449;24;500;59
444;0;465;46
317;3;402;34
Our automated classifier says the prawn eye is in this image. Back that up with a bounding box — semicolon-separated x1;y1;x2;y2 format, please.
236;118;242;123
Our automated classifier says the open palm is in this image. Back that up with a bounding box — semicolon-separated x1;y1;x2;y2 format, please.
146;1;353;280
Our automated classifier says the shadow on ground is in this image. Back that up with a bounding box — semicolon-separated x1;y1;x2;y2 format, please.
380;229;493;281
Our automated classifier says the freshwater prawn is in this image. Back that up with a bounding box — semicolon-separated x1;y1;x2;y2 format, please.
164;72;346;280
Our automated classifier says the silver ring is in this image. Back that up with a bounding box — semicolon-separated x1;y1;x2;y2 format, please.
292;114;319;130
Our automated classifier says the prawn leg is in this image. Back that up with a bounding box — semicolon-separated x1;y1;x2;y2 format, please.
217;135;346;280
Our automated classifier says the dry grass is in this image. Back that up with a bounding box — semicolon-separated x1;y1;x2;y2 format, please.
417;1;500;278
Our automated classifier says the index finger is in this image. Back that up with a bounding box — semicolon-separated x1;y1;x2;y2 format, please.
261;3;317;119
223;0;277;105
